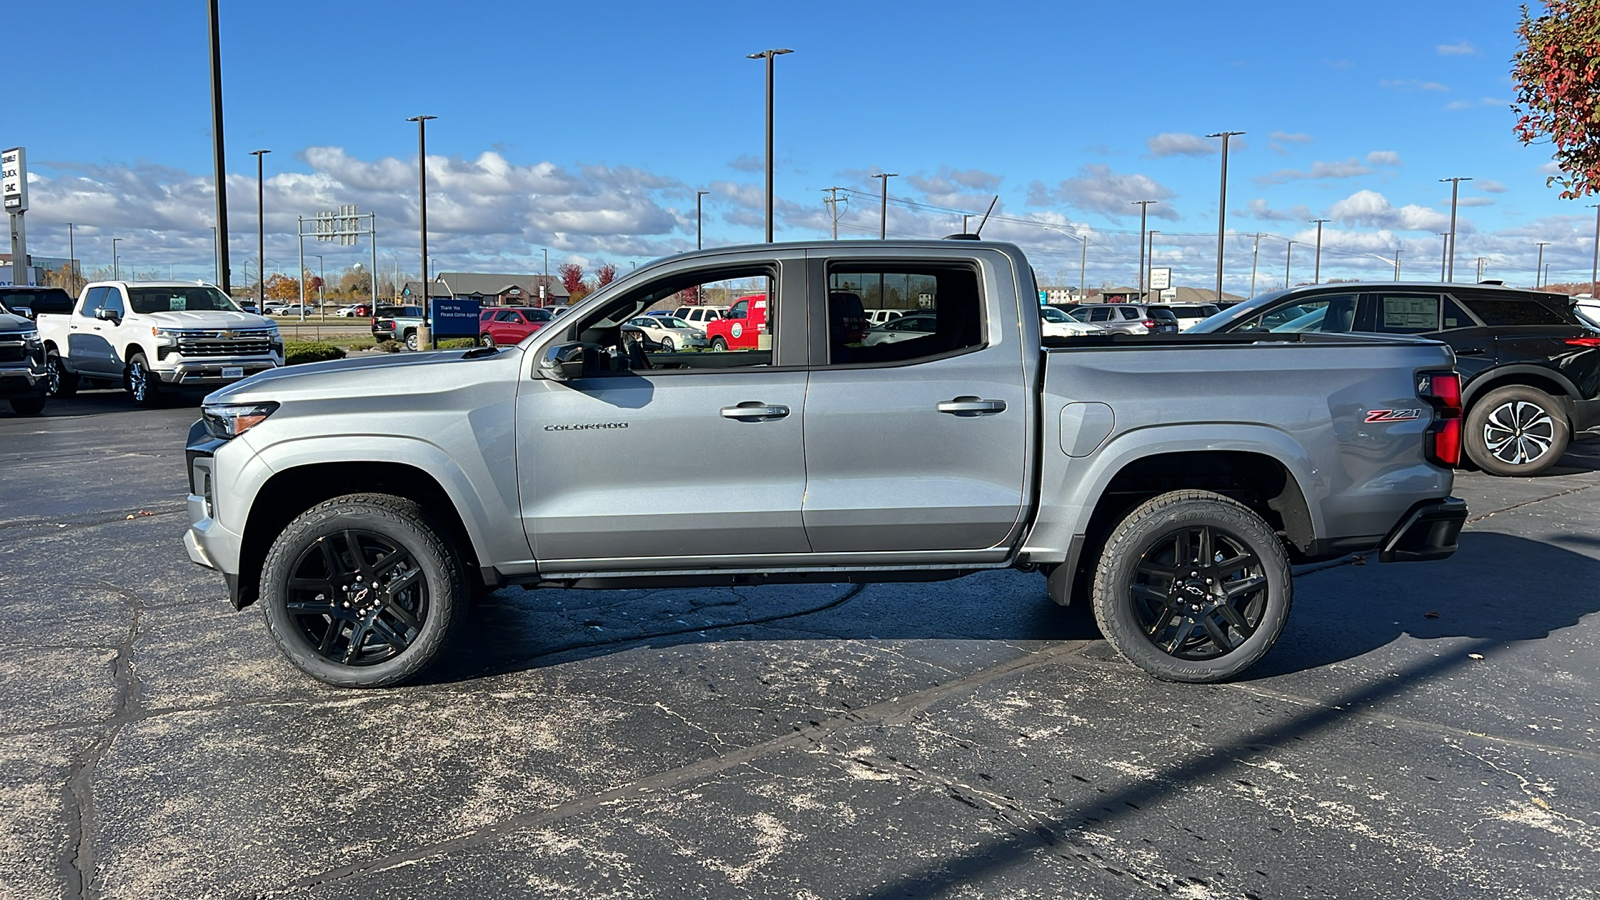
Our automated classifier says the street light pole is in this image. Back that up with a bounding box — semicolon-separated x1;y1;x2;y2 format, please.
1284;240;1295;289
1206;130;1244;300
696;190;710;249
208;0;231;293
1438;233;1450;281
68;222;75;292
407;115;436;348
1589;204;1600;299
1476;256;1486;282
112;238;121;280
873;173;898;239
250;149;270;308
1147;231;1160;294
746;48;792;243
1535;241;1549;288
1393;250;1401;279
313;254;324;314
1250;233;1261;297
1132;200;1157;293
1078;232;1087;298
1440;176;1471;282
1311;218;1330;283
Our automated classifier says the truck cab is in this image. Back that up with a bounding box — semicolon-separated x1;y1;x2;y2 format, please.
703;293;770;351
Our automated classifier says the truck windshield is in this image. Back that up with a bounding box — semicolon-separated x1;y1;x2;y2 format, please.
128;287;242;314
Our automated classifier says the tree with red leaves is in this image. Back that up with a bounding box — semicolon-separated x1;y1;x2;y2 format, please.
558;262;591;302
1513;0;1600;198
595;262;618;289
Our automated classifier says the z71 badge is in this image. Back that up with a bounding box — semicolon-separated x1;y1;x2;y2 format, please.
1365;408;1424;423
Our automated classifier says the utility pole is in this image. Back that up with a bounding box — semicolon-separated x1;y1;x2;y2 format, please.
1206;130;1244;300
1250;232;1261;297
406;115;436;348
1476;256;1486;282
747;48;792;243
1535;241;1549;288
207;0;231;293
696;190;709;249
1132;200;1157;293
1438;233;1450;281
250;149;270;308
1284;240;1295;289
822;187;846;240
1311;218;1330;283
1590;203;1600;299
1439;176;1471;282
1147;230;1160;294
873;173;897;239
1393;250;1402;280
1078;233;1087;299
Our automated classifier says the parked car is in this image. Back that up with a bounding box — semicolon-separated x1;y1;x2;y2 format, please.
1039;305;1104;338
370;305;427;349
273;304;312;317
1193;281;1600;476
866;309;906;327
673;306;728;325
1065;303;1179;334
1150;303;1222;332
479;307;554;348
703;295;769;351
861;311;938;346
623;315;709;350
1576;295;1599;329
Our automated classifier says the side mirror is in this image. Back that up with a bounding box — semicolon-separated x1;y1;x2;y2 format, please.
11;306;33;319
95;306;121;324
539;342;587;381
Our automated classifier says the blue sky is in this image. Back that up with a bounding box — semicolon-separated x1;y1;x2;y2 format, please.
10;0;1593;294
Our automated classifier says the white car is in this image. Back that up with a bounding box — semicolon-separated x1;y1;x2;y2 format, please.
866;309;905;326
673;306;727;325
335;305;363;317
1039;306;1104;338
274;304;312;317
1575;295;1600;329
623;315;709;350
861;311;937;346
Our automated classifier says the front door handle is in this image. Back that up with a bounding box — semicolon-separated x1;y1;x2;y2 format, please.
937;396;1007;416
720;401;790;421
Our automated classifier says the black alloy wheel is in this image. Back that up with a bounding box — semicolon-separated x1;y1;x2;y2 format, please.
261;494;466;687
1093;490;1291;683
46;355;78;398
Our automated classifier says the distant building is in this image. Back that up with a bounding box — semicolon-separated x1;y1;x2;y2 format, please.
433;272;570;307
399;281;452;302
1039;286;1079;304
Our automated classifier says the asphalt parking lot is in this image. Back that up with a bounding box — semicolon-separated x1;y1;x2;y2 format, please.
3;390;1598;900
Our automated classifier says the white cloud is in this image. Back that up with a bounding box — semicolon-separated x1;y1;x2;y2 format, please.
1051;164;1179;220
1437;41;1477;55
1380;79;1451;92
1244;198;1314;222
1456;197;1496;208
1269;131;1313;144
1366;150;1403;166
1445;100;1473;110
1255;158;1372;185
1146;133;1216;158
728;155;764;173
1329;189;1454;232
906;167;1003;208
1478;179;1508;193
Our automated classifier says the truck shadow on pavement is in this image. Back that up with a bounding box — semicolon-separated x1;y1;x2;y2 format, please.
423;531;1596;686
1544;430;1600;475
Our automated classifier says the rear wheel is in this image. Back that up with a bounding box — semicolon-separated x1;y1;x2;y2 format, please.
480;332;496;349
1463;385;1569;477
404;330;419;351
1092;490;1292;683
46;355;78;398
259;493;467;687
125;354;160;407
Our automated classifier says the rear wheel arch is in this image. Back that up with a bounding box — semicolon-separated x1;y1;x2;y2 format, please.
1461;369;1573;417
236;462;483;609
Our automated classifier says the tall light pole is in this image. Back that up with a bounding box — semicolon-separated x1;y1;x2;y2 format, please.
1476;256;1487;282
407;115;436;348
1078;232;1087;298
746;48;792;243
208;0;231;293
68;222;75;292
1393;249;1402;280
1250;233;1261;297
1132;200;1157;293
1206;130;1244;300
1284;240;1296;289
542;248;549;306
1147;230;1160;294
208;226;217;285
696;189;710;249
873;173;898;239
1535;241;1549;288
1311;218;1330;283
112;238;121;280
1438;233;1450;281
1590;203;1600;299
250;148;270;308
313;254;324;314
1440;176;1471;282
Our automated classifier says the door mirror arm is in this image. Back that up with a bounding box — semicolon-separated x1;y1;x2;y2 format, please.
95;307;121;325
539;342;590;381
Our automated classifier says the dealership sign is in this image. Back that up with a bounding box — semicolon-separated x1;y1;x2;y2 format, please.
2;147;25;211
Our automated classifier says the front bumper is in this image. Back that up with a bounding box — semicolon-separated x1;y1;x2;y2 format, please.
1378;496;1468;563
156;357;282;386
184;423;251;607
0;362;48;397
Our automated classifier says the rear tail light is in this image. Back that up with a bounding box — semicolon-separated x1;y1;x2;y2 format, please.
1564;337;1600;347
1142;319;1156;329
1418;371;1463;467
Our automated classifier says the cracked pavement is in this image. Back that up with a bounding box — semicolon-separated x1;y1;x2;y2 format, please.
2;392;1598;899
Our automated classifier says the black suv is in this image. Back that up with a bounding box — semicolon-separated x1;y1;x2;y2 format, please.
1194;282;1600;476
0;294;49;415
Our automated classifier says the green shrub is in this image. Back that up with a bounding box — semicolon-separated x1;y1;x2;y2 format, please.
373;340;404;353
283;341;348;365
437;338;478;349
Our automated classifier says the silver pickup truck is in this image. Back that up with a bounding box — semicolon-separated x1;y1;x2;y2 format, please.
183;240;1467;687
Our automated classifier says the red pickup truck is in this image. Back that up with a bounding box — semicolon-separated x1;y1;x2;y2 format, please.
703;294;770;351
480;307;555;348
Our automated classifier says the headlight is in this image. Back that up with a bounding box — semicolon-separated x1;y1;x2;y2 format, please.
202;402;279;440
20;329;41;347
151;327;180;346
692;330;706;339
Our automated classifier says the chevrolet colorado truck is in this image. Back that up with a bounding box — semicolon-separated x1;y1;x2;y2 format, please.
183;240;1467;688
37;281;283;405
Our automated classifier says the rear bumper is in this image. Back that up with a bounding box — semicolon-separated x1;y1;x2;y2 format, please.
1379;496;1468;563
1572;396;1600;433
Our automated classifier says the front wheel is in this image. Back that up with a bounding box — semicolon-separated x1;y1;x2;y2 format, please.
9;395;45;416
259;493;467;687
709;336;728;352
47;355;78;398
1092;490;1292;683
480;332;496;349
660;337;675;352
125;354;160;407
1463;385;1569;477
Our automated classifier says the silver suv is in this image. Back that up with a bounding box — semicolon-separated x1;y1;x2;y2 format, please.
1065;303;1179;334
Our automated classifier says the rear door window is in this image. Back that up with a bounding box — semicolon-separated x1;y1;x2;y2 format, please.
1374;294;1441;334
823;265;985;366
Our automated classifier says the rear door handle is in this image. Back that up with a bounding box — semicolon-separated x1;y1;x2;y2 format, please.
937;396;1007;415
720;401;790;421
1455;347;1487;356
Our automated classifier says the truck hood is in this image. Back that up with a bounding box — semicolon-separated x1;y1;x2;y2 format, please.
0;312;33;332
144;310;277;330
204;346;518;404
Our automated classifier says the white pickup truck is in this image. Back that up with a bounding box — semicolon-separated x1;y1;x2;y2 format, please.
37;281;284;405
